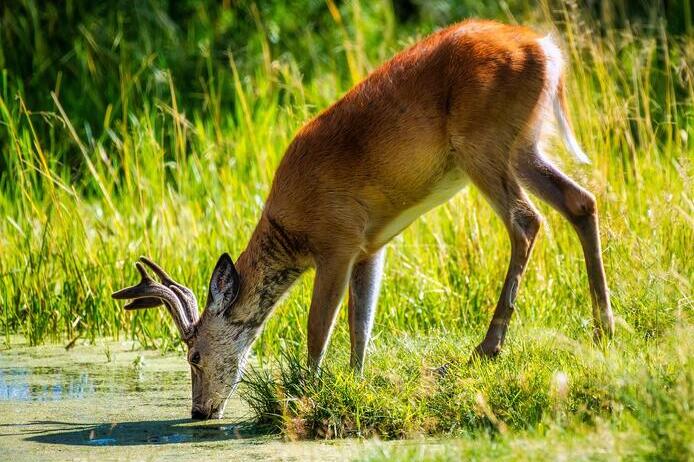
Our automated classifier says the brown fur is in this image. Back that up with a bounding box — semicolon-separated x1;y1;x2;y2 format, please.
267;21;546;255
113;20;614;420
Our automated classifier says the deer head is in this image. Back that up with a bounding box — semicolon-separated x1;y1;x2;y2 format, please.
112;254;252;420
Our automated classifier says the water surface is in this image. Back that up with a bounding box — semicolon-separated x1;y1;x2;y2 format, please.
0;338;355;461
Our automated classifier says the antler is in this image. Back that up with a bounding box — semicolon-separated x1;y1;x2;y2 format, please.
112;257;199;340
137;256;200;324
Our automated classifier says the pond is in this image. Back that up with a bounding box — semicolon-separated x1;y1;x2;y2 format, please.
0;338;358;461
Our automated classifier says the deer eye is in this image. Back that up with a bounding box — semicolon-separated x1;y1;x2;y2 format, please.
190;352;201;365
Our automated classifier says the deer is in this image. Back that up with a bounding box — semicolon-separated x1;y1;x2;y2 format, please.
112;20;615;420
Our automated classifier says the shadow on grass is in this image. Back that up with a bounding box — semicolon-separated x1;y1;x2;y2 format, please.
18;418;274;446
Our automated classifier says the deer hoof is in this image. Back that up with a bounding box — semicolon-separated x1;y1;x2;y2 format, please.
472;341;501;361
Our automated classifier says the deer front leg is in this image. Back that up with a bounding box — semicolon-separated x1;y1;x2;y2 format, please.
307;256;354;370
348;249;386;374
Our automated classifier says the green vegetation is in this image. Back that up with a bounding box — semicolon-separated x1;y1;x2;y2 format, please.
1;1;692;460
244;330;693;460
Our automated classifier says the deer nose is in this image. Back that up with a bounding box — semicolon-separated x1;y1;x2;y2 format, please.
191;408;208;420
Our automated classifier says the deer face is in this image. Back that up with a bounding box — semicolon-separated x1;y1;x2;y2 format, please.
112;254;253;420
187;314;254;419
187;254;257;419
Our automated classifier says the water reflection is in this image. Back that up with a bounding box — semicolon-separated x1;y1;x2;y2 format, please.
0;366;188;402
0;368;95;401
0;347;273;448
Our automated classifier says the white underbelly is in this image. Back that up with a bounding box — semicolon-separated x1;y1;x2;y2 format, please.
374;170;468;245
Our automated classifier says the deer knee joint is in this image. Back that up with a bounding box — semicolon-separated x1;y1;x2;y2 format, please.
566;188;596;219
512;206;541;245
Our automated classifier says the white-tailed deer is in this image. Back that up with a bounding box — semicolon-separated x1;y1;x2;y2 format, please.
113;20;614;420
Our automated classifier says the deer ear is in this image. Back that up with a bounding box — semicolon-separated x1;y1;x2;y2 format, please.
207;253;241;314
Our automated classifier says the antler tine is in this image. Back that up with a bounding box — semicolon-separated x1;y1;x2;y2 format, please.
138;256;175;285
112;262;194;340
138;256;199;323
112;264;168;310
123;297;163;310
111;262;155;300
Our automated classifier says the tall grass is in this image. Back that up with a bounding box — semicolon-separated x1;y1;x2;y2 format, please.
0;0;692;458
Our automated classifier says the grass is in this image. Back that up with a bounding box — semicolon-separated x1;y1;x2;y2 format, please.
1;1;692;460
243;328;693;460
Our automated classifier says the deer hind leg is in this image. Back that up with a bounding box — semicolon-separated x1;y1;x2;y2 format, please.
515;147;614;340
348;248;386;374
461;156;542;358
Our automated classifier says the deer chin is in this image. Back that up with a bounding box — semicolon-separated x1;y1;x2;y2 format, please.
191;375;242;420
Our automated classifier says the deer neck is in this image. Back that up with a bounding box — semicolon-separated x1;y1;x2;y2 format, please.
229;214;306;327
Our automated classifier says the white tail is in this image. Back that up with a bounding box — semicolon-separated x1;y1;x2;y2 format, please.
553;92;590;164
539;35;591;164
